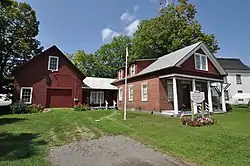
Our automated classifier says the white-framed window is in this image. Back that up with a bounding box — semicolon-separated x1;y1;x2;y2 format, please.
90;91;104;104
130;64;136;76
167;80;173;101
237;90;243;93
20;87;33;104
195;53;208;71
128;85;134;101
118;87;123;101
236;74;242;84
118;70;123;79
48;56;59;71
141;82;148;102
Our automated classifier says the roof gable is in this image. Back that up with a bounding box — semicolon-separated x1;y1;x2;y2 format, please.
13;45;85;79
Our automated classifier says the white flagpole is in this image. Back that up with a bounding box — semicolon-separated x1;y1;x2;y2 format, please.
124;47;128;120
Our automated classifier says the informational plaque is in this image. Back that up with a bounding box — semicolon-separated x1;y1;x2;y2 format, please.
190;92;205;103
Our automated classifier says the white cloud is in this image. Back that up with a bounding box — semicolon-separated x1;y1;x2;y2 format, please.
120;12;135;23
125;19;140;36
101;28;120;42
134;5;140;12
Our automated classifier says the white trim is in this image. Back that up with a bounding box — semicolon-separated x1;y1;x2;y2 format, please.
118;87;123;101
159;73;224;82
48;56;59;71
194;53;208;71
90;91;104;104
141;82;148;102
20;87;33;104
129;64;136;76
221;82;226;112
176;43;227;75
128;85;134;102
207;81;213;113
173;77;178;115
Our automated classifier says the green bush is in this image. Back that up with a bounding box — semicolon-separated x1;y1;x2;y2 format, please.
236;104;249;108
28;104;44;113
73;104;90;112
10;101;29;114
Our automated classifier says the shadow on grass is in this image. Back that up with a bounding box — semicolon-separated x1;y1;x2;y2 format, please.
0;118;26;126
0;106;11;115
0;132;47;161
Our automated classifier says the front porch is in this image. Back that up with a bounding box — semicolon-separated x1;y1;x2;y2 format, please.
160;74;226;116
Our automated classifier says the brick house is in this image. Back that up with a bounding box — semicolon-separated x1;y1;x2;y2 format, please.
13;46;85;108
113;42;228;115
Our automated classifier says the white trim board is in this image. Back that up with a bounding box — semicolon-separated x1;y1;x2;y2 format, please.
20;87;33;104
159;73;224;82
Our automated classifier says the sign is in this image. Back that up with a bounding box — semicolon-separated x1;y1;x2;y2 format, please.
190;91;205;103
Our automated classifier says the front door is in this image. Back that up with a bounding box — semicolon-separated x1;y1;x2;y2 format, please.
181;82;191;110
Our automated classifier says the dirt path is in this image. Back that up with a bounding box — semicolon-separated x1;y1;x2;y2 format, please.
49;135;191;166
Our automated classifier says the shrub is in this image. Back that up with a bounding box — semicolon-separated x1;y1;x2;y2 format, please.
181;116;216;127
28;104;44;113
73;104;90;112
10;101;29;114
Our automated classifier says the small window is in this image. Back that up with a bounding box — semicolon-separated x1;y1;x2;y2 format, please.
48;56;59;71
167;80;173;101
130;64;136;76
238;99;244;102
225;90;229;100
128;85;134;101
118;70;123;79
237;90;243;93
20;87;33;104
118;87;123;101
195;53;208;71
236;74;242;84
90;91;104;104
141;82;148;102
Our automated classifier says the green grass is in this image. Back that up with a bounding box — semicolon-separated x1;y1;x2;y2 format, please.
0;108;250;166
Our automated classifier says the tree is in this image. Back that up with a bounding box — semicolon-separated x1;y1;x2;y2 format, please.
69;36;132;78
0;0;43;93
132;0;219;59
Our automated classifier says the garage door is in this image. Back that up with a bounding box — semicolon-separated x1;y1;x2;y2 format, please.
46;89;73;108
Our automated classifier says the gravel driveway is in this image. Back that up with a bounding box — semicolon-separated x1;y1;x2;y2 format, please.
49;135;191;166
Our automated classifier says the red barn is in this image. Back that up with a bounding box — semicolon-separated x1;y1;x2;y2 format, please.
13;46;85;108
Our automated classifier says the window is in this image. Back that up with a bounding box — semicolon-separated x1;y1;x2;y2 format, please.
118;87;123;101
20;87;33;104
195;53;208;71
141;82;148;102
128;85;134;101
236;74;242;84
130;64;136;76
167;80;173;101
237;90;243;93
90;91;104;104
225;90;229;100
118;70;123;79
48;56;59;71
238;99;244;102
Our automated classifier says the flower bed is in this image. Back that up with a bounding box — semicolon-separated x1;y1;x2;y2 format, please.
181;117;216;127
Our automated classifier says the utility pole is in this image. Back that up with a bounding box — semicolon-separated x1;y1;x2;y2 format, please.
124;47;128;120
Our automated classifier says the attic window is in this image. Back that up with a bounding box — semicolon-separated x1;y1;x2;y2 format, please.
130;64;136;76
48;56;59;71
195;53;208;71
118;70;123;79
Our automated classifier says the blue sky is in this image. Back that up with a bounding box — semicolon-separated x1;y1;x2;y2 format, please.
19;0;250;65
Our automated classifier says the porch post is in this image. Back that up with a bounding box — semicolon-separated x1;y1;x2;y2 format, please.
192;79;197;114
221;82;226;112
207;81;213;113
173;77;179;116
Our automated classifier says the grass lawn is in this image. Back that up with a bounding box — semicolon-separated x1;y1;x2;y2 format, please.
0;108;250;166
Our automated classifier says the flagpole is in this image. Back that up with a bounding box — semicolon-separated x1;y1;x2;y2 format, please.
124;47;128;120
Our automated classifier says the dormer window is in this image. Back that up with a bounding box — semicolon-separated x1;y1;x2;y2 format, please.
118;70;123;79
195;53;208;71
48;56;59;71
130;64;136;76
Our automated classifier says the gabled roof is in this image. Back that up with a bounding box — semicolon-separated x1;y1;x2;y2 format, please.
13;45;85;79
138;42;202;76
217;58;250;70
83;77;118;90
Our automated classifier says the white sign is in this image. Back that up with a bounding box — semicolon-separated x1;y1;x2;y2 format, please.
190;91;205;103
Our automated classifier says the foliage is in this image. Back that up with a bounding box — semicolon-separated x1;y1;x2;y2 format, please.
132;0;219;59
27;104;44;113
10;101;28;114
68;36;132;78
73;103;90;112
181;116;216;127
0;0;43;93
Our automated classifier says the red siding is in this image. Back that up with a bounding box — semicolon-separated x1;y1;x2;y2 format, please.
14;46;83;108
136;60;155;74
46;89;73;108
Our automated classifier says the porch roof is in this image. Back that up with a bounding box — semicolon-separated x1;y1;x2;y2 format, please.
83;77;118;90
